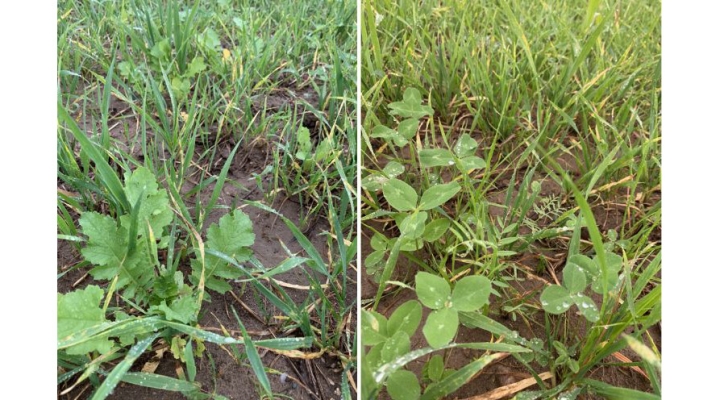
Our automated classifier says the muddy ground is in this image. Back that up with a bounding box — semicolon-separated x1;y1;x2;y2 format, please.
58;87;356;399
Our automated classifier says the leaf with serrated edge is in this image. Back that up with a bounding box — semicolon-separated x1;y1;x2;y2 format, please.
121;167;172;237
80;212;154;303
57;285;113;355
155;296;199;324
80;212;128;271
207;211;255;256
194;211;255;294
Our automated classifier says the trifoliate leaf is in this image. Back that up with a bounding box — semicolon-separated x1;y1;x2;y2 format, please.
398;211;427;240
58;285;113;355
371;124;406;147
457;156;486;173
426;355;445;383
388;88;434;119
422;218;451;242
573;294;600;322
365;250;385;274
563;263;587;293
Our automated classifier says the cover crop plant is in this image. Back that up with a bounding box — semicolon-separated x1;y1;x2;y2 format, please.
361;0;660;397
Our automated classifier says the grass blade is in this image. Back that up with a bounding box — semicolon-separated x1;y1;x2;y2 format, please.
91;332;160;400
232;307;273;399
420;353;505;400
582;378;660;400
184;340;197;382
58;103;130;213
121;372;198;392
205;139;243;217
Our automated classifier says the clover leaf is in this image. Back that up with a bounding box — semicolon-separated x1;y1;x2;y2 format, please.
388;88;434;119
416;272;492;347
